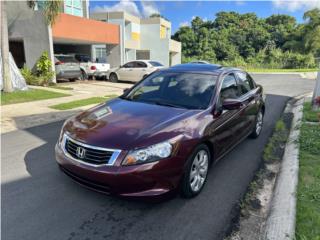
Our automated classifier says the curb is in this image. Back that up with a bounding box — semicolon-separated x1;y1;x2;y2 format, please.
263;97;304;240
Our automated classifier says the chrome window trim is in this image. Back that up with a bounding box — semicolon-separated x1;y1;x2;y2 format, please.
61;133;121;167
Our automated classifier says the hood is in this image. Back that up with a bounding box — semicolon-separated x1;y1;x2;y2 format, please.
64;98;201;150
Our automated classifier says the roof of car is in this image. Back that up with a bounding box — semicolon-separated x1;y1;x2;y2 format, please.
163;63;244;75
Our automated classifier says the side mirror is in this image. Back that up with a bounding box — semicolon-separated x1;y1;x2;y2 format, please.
222;98;243;110
123;88;129;94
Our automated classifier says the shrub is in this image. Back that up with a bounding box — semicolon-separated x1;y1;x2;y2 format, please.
20;52;55;86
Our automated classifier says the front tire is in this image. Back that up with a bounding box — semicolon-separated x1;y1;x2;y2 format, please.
181;144;211;198
109;73;118;83
250;109;264;138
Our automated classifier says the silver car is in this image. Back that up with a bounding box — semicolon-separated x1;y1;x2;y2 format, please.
107;60;164;82
55;54;82;81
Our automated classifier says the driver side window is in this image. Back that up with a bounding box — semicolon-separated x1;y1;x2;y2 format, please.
220;74;240;102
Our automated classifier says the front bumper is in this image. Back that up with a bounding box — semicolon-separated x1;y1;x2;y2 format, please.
55;144;185;197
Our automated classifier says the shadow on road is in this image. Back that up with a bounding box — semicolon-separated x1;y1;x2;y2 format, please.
2;94;289;240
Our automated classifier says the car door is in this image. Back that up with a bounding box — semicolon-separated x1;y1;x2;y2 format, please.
131;61;148;82
210;73;243;157
235;71;258;135
117;62;134;81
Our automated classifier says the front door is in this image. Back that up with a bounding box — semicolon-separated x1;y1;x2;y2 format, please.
117;62;135;81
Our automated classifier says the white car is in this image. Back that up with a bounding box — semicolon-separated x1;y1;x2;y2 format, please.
107;60;164;82
74;54;110;80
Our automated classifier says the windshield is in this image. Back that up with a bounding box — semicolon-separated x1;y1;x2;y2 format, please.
123;72;217;109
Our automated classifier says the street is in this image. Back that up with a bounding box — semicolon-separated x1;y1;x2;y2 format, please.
1;74;315;240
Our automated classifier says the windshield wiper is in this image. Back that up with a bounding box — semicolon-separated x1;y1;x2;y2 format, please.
153;101;185;109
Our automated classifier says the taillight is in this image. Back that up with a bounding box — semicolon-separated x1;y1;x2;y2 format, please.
90;65;97;70
55;61;64;65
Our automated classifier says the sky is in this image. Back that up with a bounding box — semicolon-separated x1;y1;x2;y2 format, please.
89;0;320;33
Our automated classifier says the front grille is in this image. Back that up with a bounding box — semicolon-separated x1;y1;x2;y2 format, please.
65;138;115;165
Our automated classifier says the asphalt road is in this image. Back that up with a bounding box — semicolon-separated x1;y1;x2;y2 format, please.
1;74;315;240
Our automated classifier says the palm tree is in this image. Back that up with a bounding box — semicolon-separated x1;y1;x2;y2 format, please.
1;0;62;92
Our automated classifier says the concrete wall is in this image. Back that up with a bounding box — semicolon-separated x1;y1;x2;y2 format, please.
170;52;181;66
6;1;51;70
125;49;136;62
106;44;121;68
108;19;125;65
140;24;169;67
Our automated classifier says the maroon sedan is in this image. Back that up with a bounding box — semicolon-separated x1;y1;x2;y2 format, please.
55;64;265;198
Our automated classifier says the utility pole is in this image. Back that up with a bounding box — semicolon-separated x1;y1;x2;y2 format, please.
1;0;13;92
312;57;320;110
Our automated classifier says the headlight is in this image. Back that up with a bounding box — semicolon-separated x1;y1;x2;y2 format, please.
58;120;69;147
122;141;172;165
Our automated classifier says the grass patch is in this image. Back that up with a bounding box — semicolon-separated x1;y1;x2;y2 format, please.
246;68;318;73
50;95;117;110
1;88;70;105
296;104;320;240
303;102;320;122
48;85;73;91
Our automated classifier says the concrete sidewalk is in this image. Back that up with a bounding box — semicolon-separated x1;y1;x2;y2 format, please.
1;81;131;134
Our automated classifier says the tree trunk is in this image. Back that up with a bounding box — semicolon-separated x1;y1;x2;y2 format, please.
1;0;13;92
48;25;56;83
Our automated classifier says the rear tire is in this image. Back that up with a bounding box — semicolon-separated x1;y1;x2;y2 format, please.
250;109;264;138
181;144;211;198
109;73;118;83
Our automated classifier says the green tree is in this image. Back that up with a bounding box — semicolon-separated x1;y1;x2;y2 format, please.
303;8;320;56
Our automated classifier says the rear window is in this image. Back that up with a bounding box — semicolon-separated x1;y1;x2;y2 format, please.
149;61;163;67
55;55;78;63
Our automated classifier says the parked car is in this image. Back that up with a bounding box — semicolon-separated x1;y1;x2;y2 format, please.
74;54;110;80
107;60;164;82
54;54;82;81
55;63;265;198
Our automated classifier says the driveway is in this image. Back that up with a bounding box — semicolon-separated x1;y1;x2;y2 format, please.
1;74;315;240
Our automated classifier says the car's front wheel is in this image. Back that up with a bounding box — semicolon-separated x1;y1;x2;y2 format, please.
181;144;211;198
109;73;118;83
250;109;264;138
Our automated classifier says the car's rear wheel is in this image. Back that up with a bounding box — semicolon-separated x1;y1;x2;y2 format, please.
181;144;210;198
109;73;118;83
250;109;264;138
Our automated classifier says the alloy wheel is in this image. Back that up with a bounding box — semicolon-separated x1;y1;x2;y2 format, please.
256;111;263;135
189;150;209;192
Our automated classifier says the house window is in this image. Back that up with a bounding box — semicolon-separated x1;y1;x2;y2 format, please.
160;25;167;39
95;47;107;62
64;0;83;17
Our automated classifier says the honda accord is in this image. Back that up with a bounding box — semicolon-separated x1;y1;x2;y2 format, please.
55;64;265;198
